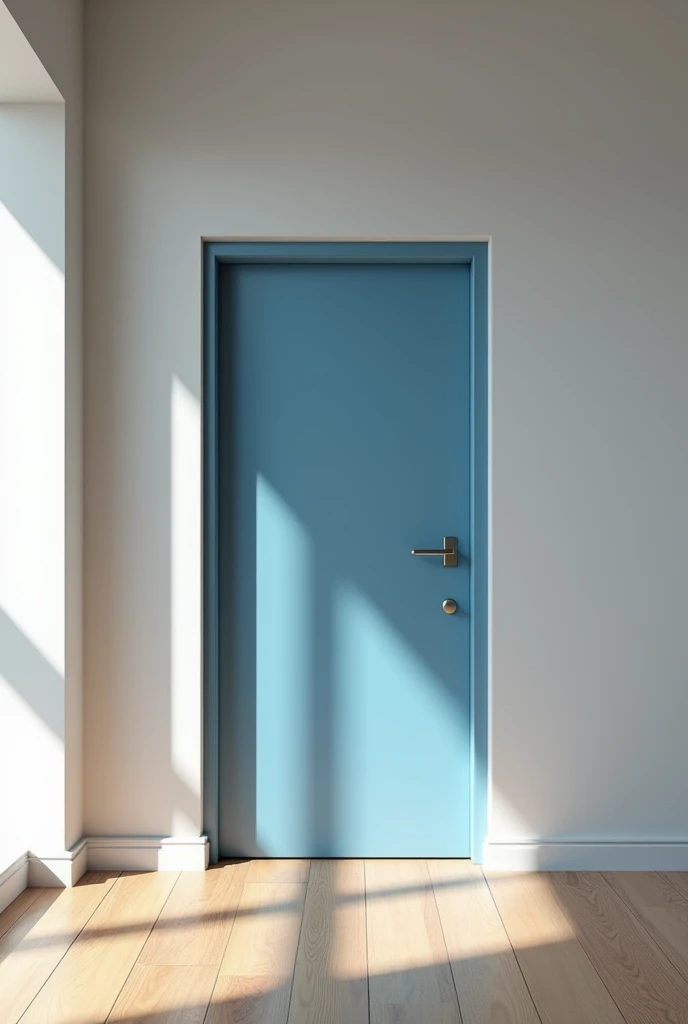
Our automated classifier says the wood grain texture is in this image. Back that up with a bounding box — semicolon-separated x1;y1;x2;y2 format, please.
485;871;625;1024
10;863;688;1024
549;871;688;1024
663;873;688;905
245;860;311;884
0;888;61;964
207;975;295;1024
20;871;179;1024
207;881;307;1024
288;859;368;1024
108;964;217;1023
428;860;539;1024
0;873;118;1023
139;861;249;966
371;1008;463;1024
365;859;460;1024
0;887;44;940
605;871;688;983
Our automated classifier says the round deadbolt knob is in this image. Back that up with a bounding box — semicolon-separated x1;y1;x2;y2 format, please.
442;598;458;615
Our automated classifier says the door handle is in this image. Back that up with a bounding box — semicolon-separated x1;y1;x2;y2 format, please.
410;536;458;568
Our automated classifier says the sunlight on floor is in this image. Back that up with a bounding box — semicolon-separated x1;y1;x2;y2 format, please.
0;862;615;1024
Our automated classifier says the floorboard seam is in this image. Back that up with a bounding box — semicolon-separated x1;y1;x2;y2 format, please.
363;860;371;1024
600;872;688;987
0;889;44;942
658;873;688;905
543;874;633;1024
102;871;181;1024
480;868;544;1024
283;859;311;1024
428;862;464;1024
16;873;123;1024
200;864;254;1024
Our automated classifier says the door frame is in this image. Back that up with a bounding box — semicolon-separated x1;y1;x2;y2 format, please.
202;238;489;863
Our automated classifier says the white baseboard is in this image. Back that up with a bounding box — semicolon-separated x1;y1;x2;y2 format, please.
7;835;688;903
0;853;29;913
87;835;209;872
28;839;88;887
483;840;688;871
1;836;208;906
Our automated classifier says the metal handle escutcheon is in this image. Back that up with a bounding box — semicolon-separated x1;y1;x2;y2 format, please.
410;536;458;568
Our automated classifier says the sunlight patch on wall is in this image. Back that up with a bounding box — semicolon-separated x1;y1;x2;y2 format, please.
488;791;540;845
171;375;202;827
171;808;199;837
0;102;67;858
0;201;64;674
0;674;63;856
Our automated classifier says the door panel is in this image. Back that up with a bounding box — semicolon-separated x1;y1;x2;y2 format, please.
218;261;471;856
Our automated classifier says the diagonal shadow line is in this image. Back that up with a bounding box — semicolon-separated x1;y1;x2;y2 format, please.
85;953;566;1023
2;874;489;954
0;109;66;274
0;606;63;739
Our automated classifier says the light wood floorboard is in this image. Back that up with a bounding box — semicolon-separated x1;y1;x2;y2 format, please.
108;964;218;1023
245;860;311;884
429;859;540;1024
0;889;61;965
139;861;249;967
485;870;625;1024
206;870;308;1024
288;859;368;1024
662;872;688;904
0;886;44;940
365;859;460;1024
5;864;688;1022
19;871;178;1024
549;870;688;1024
605;871;688;984
0;872;118;1023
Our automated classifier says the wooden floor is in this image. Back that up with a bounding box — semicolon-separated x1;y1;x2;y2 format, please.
2;863;688;1022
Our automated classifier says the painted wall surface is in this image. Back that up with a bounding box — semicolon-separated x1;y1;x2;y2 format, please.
2;0;83;852
0;3;60;102
84;0;688;846
0;104;66;861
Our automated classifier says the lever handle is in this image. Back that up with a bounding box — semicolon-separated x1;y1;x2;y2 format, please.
411;548;453;556
410;536;458;568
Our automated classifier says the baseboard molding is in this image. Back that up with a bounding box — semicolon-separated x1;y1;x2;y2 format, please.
6;836;688;900
1;836;209;903
483;840;688;871
0;853;29;913
86;835;209;872
28;839;88;887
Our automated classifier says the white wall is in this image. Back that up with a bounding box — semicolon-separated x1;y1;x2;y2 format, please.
2;0;83;855
0;3;60;102
83;0;688;853
0;104;66;863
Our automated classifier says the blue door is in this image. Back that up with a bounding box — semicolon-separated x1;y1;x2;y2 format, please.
218;256;472;857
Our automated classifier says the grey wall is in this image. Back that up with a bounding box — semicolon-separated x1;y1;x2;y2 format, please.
83;0;688;850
